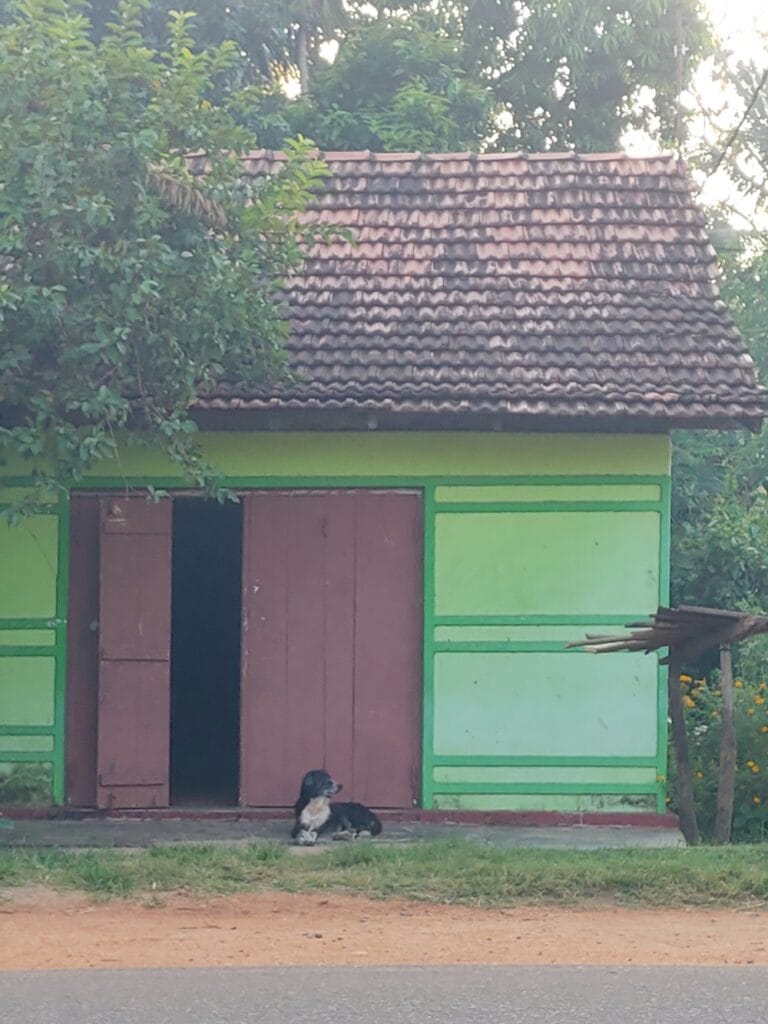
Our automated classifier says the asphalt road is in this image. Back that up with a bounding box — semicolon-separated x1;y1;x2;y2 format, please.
1;966;767;1024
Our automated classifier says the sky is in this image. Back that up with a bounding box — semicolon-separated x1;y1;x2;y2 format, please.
680;0;767;217
617;0;766;218
704;0;768;62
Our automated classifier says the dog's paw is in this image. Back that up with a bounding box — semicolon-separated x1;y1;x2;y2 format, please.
332;829;354;842
295;829;318;847
355;829;373;840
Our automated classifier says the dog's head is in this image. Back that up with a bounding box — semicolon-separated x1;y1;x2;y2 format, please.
298;769;342;800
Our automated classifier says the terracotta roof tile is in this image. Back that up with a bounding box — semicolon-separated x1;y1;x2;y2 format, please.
196;152;764;429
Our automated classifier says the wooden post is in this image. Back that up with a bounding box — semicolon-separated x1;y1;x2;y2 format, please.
714;644;737;843
667;654;700;845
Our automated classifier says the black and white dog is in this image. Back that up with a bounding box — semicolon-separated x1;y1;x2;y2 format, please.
291;769;383;846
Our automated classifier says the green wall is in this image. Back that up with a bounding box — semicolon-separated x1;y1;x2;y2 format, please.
424;469;669;814
0;500;65;804
0;431;670;810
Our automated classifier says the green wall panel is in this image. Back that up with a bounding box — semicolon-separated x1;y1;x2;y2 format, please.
0;657;56;726
434;625;620;643
432;766;657;784
433;652;658;758
432;793;657;811
0;735;54;752
0;432;670;480
434;511;660;616
0;515;58;618
0;630;55;647
434;484;661;503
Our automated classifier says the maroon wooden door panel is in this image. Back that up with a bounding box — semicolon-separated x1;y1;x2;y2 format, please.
240;493;356;806
97;497;172;809
98;661;169;785
240;490;421;809
352;491;422;808
99;498;172;662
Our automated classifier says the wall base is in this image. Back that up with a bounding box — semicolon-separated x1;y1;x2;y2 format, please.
1;805;680;829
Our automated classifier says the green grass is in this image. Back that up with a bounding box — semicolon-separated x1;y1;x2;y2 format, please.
2;840;768;907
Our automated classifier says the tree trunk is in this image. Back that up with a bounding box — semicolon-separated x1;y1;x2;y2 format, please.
714;645;737;843
667;655;700;845
297;23;310;95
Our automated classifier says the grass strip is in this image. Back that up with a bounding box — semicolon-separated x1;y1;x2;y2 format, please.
2;840;768;907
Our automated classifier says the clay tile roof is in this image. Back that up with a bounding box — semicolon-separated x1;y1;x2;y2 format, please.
197;151;765;430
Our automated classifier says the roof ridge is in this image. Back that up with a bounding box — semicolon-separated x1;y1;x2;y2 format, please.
240;148;681;164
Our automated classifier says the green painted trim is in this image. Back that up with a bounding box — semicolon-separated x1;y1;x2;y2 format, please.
0;646;56;657
0;751;55;764
421;484;437;811
0;726;53;736
656;664;669;813
434;501;662;514
0;619;65;630
433;642;601;654
431;755;658;768
52;493;70;805
433;614;647;627
432;782;660;795
656;473;672;811
71;476;425;490
59;472;670;490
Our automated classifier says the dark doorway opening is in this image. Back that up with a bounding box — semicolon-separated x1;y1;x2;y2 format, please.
170;498;242;806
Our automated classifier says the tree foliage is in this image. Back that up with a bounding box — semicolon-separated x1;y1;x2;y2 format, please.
671;240;768;625
0;0;713;152
0;0;327;516
670;47;768;633
293;0;711;153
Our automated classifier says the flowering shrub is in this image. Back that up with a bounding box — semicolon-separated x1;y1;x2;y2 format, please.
668;673;768;842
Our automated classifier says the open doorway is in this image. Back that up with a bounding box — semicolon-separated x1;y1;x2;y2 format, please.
170;498;243;806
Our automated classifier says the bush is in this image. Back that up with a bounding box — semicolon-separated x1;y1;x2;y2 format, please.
0;763;52;804
668;673;768;842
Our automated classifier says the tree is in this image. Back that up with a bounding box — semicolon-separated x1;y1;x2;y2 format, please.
671;52;768;640
288;0;347;95
3;0;713;152
671;240;768;631
0;0;327;518
290;10;497;151
290;0;711;152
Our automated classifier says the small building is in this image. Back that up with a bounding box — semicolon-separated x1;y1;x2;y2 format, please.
0;152;763;818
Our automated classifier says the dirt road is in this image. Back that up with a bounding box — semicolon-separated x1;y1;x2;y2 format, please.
2;889;768;970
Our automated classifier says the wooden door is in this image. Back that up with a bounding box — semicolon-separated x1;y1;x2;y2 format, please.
97;497;172;809
240;491;422;809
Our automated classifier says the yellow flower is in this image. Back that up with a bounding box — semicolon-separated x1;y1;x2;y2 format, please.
754;796;762;806
748;708;756;716
756;696;765;705
735;679;744;688
747;760;755;767
711;710;720;718
683;695;696;709
760;726;768;734
759;683;766;691
679;674;693;684
695;770;704;779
